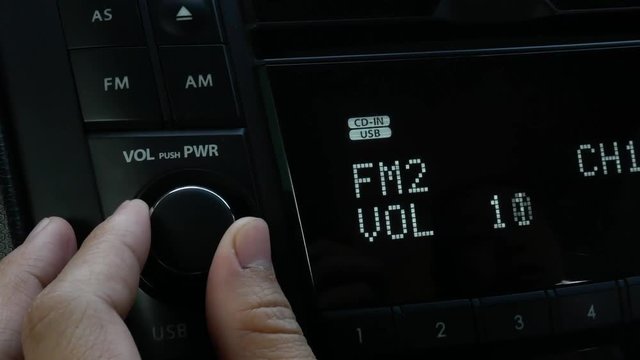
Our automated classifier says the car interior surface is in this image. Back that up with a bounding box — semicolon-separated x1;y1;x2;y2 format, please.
2;0;640;359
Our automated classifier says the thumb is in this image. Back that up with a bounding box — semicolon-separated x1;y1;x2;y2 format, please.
206;217;316;360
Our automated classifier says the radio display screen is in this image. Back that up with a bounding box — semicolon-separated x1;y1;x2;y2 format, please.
267;47;640;309
252;0;439;21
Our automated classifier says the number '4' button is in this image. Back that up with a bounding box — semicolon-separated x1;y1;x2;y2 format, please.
554;282;622;333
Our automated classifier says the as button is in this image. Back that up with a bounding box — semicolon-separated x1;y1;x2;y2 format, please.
59;0;145;48
160;46;239;127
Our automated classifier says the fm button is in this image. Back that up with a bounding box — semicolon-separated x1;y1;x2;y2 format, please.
70;48;161;126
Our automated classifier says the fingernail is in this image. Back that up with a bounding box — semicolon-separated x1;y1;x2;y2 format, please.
24;218;52;244
31;217;51;235
233;218;272;269
114;200;131;214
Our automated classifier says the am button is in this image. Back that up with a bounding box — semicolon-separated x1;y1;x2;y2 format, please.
160;45;239;127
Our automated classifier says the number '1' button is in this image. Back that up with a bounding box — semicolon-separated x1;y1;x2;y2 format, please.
320;308;397;354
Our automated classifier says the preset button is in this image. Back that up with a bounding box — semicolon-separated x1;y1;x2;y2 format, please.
398;300;476;348
554;282;622;333
477;291;551;342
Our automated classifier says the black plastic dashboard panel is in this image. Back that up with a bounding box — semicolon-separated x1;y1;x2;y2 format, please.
0;97;23;258
0;0;103;239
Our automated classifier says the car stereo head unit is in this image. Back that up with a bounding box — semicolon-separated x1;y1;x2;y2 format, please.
2;0;640;359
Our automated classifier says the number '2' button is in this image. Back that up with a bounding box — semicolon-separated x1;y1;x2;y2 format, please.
397;300;476;348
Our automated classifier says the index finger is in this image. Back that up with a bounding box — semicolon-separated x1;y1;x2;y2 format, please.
22;199;151;360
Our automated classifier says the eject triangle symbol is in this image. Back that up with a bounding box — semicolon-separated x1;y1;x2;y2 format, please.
176;6;193;21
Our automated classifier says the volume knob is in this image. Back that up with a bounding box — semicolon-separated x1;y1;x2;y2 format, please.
150;186;235;275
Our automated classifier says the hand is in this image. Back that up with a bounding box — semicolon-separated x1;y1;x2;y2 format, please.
0;200;316;360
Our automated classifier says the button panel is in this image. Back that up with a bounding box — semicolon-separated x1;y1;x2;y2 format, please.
554;282;622;333
477;291;551;342
58;0;146;48
60;0;237;129
398;300;476;348
160;45;238;127
322;283;631;354
70;48;161;125
148;0;223;44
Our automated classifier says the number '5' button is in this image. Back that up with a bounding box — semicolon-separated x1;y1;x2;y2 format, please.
397;300;476;348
